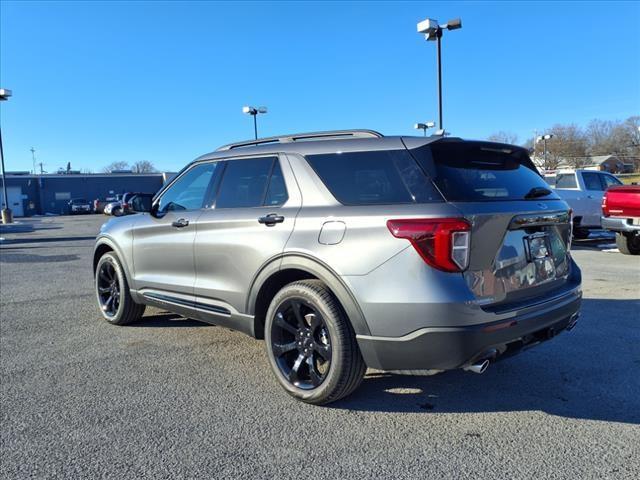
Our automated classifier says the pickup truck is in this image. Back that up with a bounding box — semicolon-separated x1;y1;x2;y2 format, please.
601;185;640;255
546;169;623;238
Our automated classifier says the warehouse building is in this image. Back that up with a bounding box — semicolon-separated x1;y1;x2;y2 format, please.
0;172;174;216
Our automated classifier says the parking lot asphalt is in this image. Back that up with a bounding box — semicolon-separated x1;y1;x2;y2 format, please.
1;215;639;479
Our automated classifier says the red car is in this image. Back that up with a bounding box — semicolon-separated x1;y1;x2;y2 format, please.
601;185;640;255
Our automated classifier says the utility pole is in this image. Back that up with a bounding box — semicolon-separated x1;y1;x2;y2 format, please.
39;162;44;175
31;147;37;174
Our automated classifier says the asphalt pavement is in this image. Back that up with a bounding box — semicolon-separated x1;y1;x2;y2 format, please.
1;215;639;479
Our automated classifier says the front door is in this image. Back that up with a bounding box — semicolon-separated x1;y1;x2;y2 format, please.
132;161;219;305
193;155;300;319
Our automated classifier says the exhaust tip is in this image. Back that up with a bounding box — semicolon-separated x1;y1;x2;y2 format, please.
465;359;490;374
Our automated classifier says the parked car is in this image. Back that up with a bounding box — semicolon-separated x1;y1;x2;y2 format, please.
93;130;581;404
68;198;92;214
547;169;622;238
601;185;640;255
104;192;154;216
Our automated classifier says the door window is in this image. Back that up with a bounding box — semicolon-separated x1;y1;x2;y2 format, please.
216;157;287;208
157;162;218;213
582;172;604;191
602;174;622;189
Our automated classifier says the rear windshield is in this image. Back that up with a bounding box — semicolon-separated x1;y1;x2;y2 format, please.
305;150;442;205
411;141;560;202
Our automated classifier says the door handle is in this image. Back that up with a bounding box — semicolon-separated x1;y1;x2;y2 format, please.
171;218;189;228
258;213;285;226
587;195;594;199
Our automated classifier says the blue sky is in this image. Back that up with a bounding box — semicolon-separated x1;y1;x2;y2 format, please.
1;0;639;173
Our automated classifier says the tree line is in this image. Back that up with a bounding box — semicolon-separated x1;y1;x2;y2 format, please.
488;116;640;171
102;160;158;173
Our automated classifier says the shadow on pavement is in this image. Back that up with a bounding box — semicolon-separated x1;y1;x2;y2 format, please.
0;235;97;245
330;298;640;424
129;312;209;328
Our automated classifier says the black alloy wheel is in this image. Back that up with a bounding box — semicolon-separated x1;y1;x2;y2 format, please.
97;260;121;318
271;298;332;389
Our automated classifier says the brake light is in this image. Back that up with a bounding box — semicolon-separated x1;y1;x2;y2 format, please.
386;218;471;272
602;192;610;217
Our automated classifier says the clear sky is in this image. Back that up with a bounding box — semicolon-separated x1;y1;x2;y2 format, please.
1;0;639;173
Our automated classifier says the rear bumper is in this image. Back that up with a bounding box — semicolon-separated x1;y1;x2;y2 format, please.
357;288;582;371
601;216;640;233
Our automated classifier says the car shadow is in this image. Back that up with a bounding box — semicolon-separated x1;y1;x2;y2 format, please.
330;298;640;425
129;312;209;328
0;235;97;245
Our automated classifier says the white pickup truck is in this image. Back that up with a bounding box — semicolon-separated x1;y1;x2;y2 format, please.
545;169;623;238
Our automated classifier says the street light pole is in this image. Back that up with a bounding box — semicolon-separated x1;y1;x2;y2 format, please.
417;17;462;131
435;30;443;129
0;88;13;224
414;122;435;137
537;133;554;171
243;106;268;140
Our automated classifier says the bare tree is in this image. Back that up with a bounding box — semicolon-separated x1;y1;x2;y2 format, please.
102;161;129;173
542;124;588;170
131;160;157;173
487;131;518;145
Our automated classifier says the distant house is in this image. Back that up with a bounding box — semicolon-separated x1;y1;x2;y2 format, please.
555;155;634;173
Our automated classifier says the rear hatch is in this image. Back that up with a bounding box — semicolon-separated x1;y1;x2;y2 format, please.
407;138;573;306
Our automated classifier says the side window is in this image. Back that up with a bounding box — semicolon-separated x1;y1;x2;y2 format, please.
264;161;288;206
157;162;217;213
602;174;622;189
555;174;577;189
582;172;604;191
216;157;276;208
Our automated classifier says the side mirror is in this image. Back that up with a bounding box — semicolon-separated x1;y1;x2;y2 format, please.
129;194;154;213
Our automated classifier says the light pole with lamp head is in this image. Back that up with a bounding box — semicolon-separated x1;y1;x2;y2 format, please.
414;121;435;136
537;133;554;170
0;88;13;224
417;17;462;131
242;106;268;140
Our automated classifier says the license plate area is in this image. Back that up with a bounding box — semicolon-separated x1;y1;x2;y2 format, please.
524;233;551;262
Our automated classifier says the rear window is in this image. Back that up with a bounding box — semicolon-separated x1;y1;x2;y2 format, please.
412;141;560;202
305;150;442;205
556;173;577;189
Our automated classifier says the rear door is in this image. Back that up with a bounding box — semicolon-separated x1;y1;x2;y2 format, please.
409;140;574;306
193;154;301;320
132;162;219;308
579;171;606;227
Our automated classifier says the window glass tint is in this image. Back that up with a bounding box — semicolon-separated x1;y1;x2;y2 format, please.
413;141;560;202
555;174;577;189
582;172;604;191
158;162;217;213
264;161;288;206
603;174;622;189
305;150;441;205
216;157;274;208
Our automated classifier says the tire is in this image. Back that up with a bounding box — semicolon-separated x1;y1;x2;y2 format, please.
573;228;590;240
95;252;145;325
616;232;640;255
265;280;366;405
112;208;122;217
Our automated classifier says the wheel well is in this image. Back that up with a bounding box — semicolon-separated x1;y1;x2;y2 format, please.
93;244;113;274
253;268;317;339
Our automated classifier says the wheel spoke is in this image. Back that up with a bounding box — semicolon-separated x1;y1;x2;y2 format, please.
99;269;110;282
272;341;298;357
104;294;114;310
290;301;305;328
306;313;321;330
306;356;323;387
274;312;297;335
288;353;305;384
98;286;110;293
313;342;332;361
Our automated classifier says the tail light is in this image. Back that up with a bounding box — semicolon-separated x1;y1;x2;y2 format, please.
386;218;471;272
602;192;610;217
568;208;573;250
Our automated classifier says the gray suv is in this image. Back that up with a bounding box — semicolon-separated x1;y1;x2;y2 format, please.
93;130;581;404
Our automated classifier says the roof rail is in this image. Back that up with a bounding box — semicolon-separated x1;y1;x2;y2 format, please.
215;129;384;151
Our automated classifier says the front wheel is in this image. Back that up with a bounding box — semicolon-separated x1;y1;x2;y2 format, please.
616;232;640;255
95;252;145;325
265;280;366;405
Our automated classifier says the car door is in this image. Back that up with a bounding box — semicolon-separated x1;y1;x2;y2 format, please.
131;161;220;309
580;171;606;227
192;154;301;327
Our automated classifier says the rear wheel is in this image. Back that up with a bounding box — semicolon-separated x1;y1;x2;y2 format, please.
616;232;640;255
95;252;145;325
265;280;366;405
